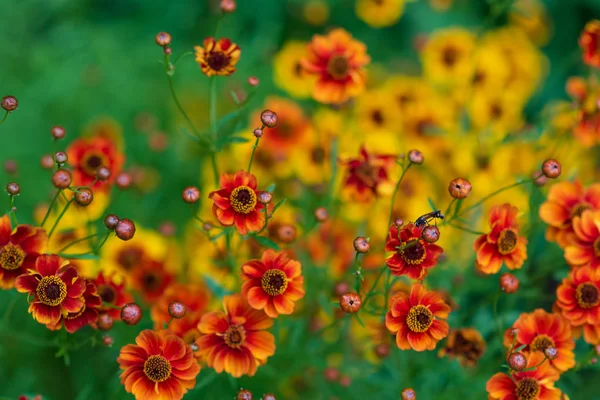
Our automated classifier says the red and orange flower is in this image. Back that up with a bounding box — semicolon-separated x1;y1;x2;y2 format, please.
194;37;241;77
130;259;175;303
385;283;451;351
209;170;265;235
504;309;575;373
195;294;275;377
579;20;600;68
241;249;305;318
343;146;396;203
385;223;443;280
474;203;528;274
301;28;370;104
486;352;561;400
67;135;125;189
15;254;86;325
564;210;600;269
94;272;133;320
438;327;486;367
47;280;102;333
0;215;47;288
556;265;600;344
117;329;200;400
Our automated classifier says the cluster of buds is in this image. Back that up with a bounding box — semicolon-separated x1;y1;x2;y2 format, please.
253;109;279;139
236;388;276;400
505;328;556;373
155;32;172;55
104;214;136;241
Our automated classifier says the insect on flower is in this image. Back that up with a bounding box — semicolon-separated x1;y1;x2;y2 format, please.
414;210;445;228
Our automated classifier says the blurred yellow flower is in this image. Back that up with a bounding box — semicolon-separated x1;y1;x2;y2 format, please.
355;89;400;135
468;92;525;137
303;0;329;26
509;0;552;46
273;41;316;98
355;0;405;28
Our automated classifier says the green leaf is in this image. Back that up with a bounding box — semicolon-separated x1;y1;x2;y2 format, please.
210;230;228;242
427;197;437;212
225;136;249;144
272;198;287;213
57;253;100;260
266;183;276;192
253;236;280;250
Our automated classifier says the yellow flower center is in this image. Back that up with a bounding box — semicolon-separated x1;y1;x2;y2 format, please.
81;151;108;177
98;284;117;304
207;51;229;71
143;355;172;383
229;186;257;214
515;377;540;400
66;299;86;320
261;269;288;296
327;55;350;79
0;243;25;270
531;335;555;353
406;305;433;333
576;283;600;309
399;239;427;265
224;324;246;349
497;229;518;255
36;276;67;306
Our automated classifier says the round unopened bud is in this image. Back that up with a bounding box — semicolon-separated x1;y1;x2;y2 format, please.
277;224;296;243
500;273;519;294
203;222;213;231
6;182;20;196
115;172;132;189
323;367;340;382
97;313;114;331
41;154;54;169
96;166;111;181
339;375;351;387
340;292;362;313
74;188;94;207
155;32;172;47
260;110;278;128
334;281;350;296
544;346;558;360
164;47;172;55
257;191;272;204
401;388;416;400
408;149;424;165
54;152;68;164
168;301;187;319
182;186;200;204
394;217;404;227
509;327;519;337
595;344;600;356
115;218;136;241
221;0;236;13
261;394;276;400
236;389;252;400
533;170;548;186
52;169;72;189
104;214;120;230
1;96;18;112
422;225;440;243
314;207;328;222
253;128;263;138
448;178;472;199
353;237;370;253
248;76;259;87
374;343;390;359
159;221;176;237
51;126;66;140
507;352;527;371
121;303;143;326
542;159;561;179
591;357;598;365
102;334;114;347
4;160;17;175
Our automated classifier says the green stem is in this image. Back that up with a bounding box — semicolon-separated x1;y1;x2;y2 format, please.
48;199;73;238
447;223;485;235
209;77;219;186
388;162;412;227
41;190;61;227
57;232;102;253
352;252;362;293
0;111;8;125
8;196;17;226
247;137;260;173
94;231;111;253
492;291;503;340
362;266;387;309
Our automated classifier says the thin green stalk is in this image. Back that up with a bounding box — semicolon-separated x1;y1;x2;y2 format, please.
492;292;503;340
362;266;387;309
48;199;73;238
0;111;8;124
57;232;103;253
41;190;61;227
247;137;260;173
448;223;485;235
209;77;219;186
8;196;18;226
388;162;412;227
94;231;111;253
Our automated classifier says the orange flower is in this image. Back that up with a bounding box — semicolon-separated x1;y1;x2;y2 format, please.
304;220;355;278
486;352;561;400
46;279;102;333
438;327;486;367
474;204;528;274
301;28;370;104
385;223;443;280
0;215;47;288
385;283;450;351
195;294;275;377
343;146;396;202
556;265;600;344
94;272;133;320
504;309;575;373
194;37;241;77
539;181;600;248
579;20;600;68
564;210;600;269
574;112;600;147
241;249;305;318
130;259;175;303
15;254;86;325
117;330;200;400
209;171;265;235
67;135;125;190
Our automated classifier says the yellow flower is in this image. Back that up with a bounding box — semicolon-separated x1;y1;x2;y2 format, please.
313;108;344;138
468;92;525;138
421;28;476;88
509;0;551;46
355;89;401;135
384;76;437;118
273;41;316;98
289;136;330;186
470;43;511;95
303;0;329;26
355;0;405;28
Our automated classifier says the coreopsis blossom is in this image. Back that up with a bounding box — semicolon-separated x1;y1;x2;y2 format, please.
46;280;102;333
15;254;85;325
94;272;134;320
564;210;600;269
421;28;476;88
0;215;46;288
474;204;528;274
301;28;370;104
195;294;275;377
342;146;396;202
438;327;486;367
385;223;443;280
355;0;405;28
273;41;315;98
486;352;561;400
209;171;265;235
556;265;600;344
194;37;241;77
504;309;575;373
67;135;125;190
241;249;305;318
539;181;600;248
117;330;200;400
579;20;600;68
385;283;451;351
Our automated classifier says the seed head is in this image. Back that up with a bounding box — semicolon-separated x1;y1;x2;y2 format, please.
408;149;424;165
115;172;132;189
6;182;20;196
236;389;252;400
74;188;94;207
97;313;114;331
96;166;111;181
1;96;18;112
422;225;440;243
401;388;416;400
52;169;72;189
121;303;143;326
155;32;172;47
248;76;259;87
182;186;200;204
507;352;527;371
260;109;278;128
257;191;272;204
500;273;519;294
353;236;370;253
168;301;187;319
115;218;136;241
41;154;54;169
54;152;68;164
253;128;263;138
104;214;120;230
542;159;561;179
51;126;66;140
339;292;362;313
448;178;472;199
314;207;328;222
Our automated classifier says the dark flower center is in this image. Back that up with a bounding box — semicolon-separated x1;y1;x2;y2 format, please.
571;203;591;218
498;229;518;255
0;243;25;271
355;162;378;188
224;324;246;349
371;110;384;126
399;239;427;265
490;103;503;119
261;269;288;296
294;62;303;77
531;335;555;353
230;186;257;214
311;147;326;164
327;55;350;79
143;355;172;383
98;284;117;304
515;377;540;400
207;51;229;71
117;247;144;270
576;283;600;308
406;305;433;333
442;46;459;67
448;331;484;365
142;273;160;290
81;151;108;177
36;276;67;306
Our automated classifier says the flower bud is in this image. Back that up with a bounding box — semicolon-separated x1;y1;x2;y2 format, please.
104;214;120;230
155;32;172;47
408;149;424;165
353;236;370;253
334;281;350;296
591;357;598;365
203;222;213;231
253;128;263;138
544;346;558;360
6;182;20;196
507;352;527;371
102;334;114;347
277;224;297;243
51;126;66;140
97;313;114;331
41;154;54;169
1;95;18;112
339;292;362;313
74;188;94;207
54;152;68;164
314;207;328;222
121;303;143;326
448;178;472;199
421;226;440;243
96;166;111;181
115;172;132;189
257;191;272;204
236;389;252;400
260;109;278;128
323;367;339;382
4;159;17;175
542;159;561;179
220;0;236;13
248;76;259;87
500;273;519;294
394;217;404;227
339;375;351;387
182;186;200;204
159;221;176;237
115;218;136;241
374;343;390;359
168;301;187;319
401;388;416;400
164;47;172;55
261;394;276;400
595;344;600;356
52;169;72;189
